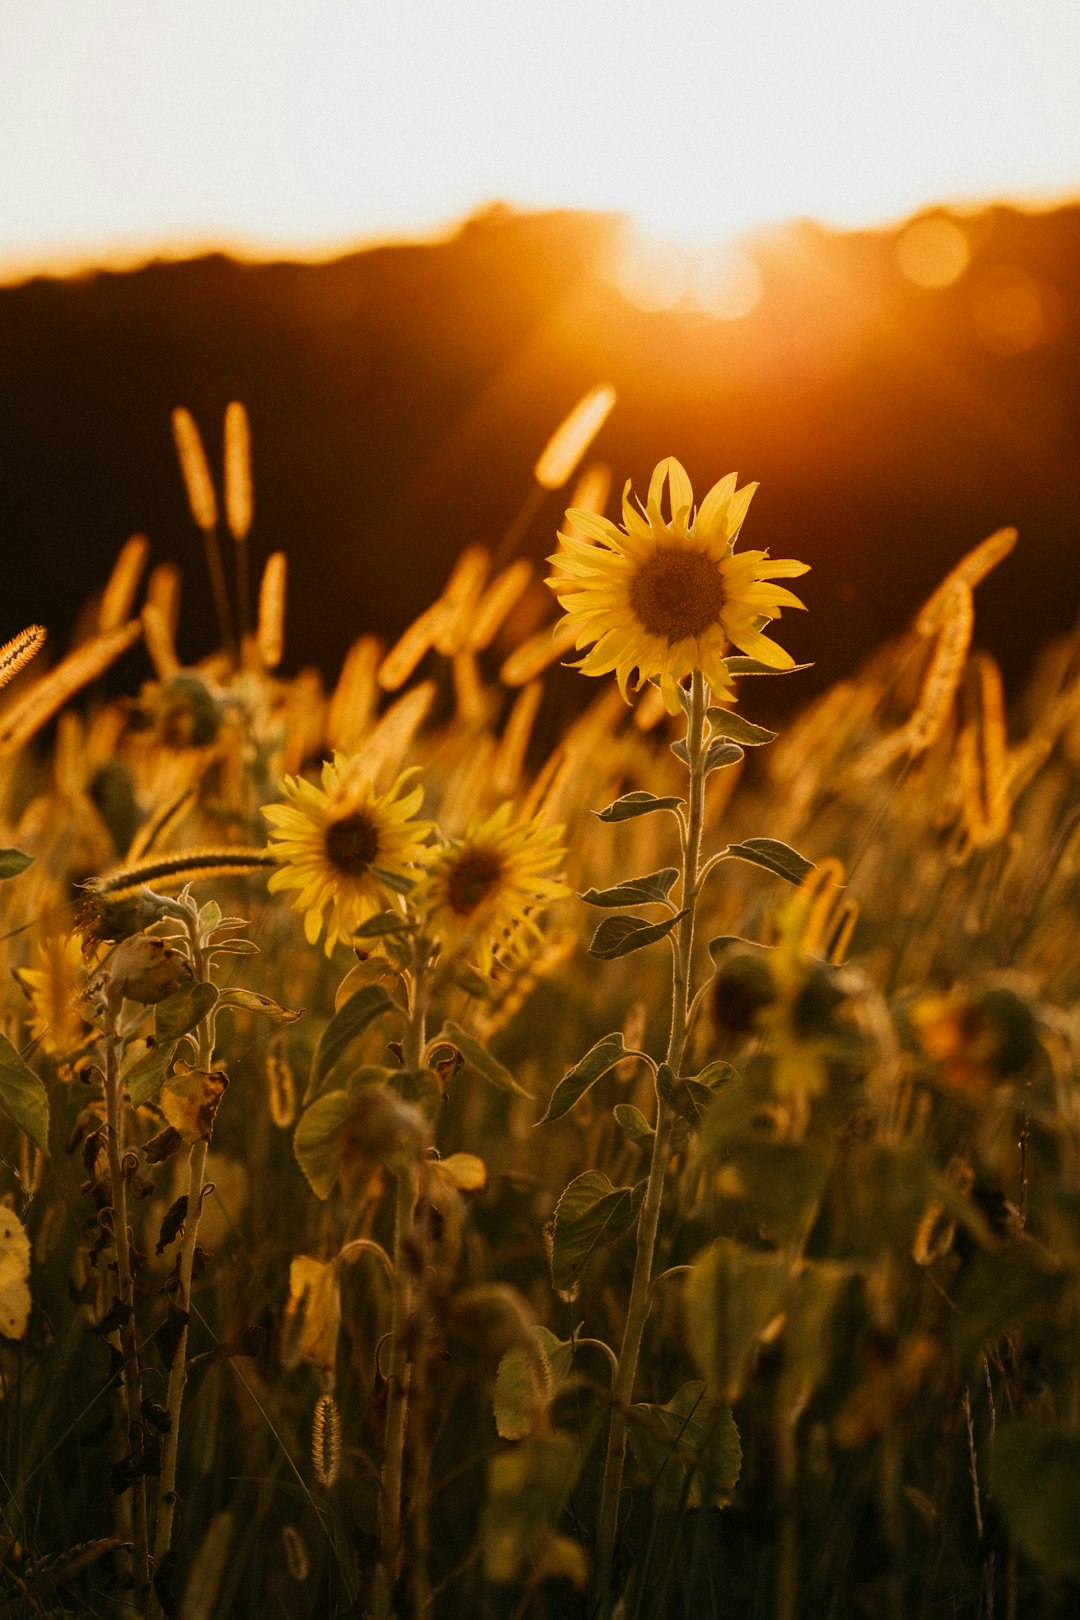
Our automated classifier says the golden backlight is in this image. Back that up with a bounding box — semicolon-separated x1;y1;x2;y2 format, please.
2;0;1080;278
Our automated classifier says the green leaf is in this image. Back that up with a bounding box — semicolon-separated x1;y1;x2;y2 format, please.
991;1423;1080;1578
721;839;815;886
706;710;778;747
0;848;34;880
494;1327;575;1440
550;1171;645;1293
0;1031;50;1155
579;868;679;908
724;656;814;677
481;1433;583;1587
596;791;683;823
217;988;303;1024
293;1089;352;1199
685;1239;790;1402
309;984;401;1098
154;980;218;1044
614;1103;655;1150
370;865;416;895
783;1262;855;1405
700;1068;770;1153
951;1239;1068;1369
123;1040;177;1107
669;1078;721;1130
703;741;745;774
629;1381;742;1512
732;1139;835;1246
588;910;688;960
354;910;413;938
439;1020;530;1099
538;1033;633;1125
707;934;761;966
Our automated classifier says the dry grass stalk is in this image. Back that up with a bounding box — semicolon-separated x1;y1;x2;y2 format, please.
432;544;490;655
311;1393;342;1488
564;460;612;533
378;604;445;691
98;535;149;633
534;385;617;490
146;561;182;642
87;846;276;900
916;527;1017;635
141;603;180;680
327;636;381;752
223;402;253;541
493;680;543;797
0;624;47;691
907;584;974;752
464;561;533;653
172;408;218;531
499;617;578;686
0;622;141;754
257;552;287;670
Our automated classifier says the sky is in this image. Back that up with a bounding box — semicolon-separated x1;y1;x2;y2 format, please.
3;0;1080;280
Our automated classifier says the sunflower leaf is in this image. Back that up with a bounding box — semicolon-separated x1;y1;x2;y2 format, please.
706;711;778;747
354;910;413;938
124;1040;178;1107
720;839;815;886
369;865;416;895
438;1020;531;1099
703;742;745;774
550;1171;646;1293
216;988;303;1025
724;657;814;678
0;848;34;880
309;983;403;1099
614;1103;655;1149
0;1031;50;1155
588;911;688;960
538;1033;632;1125
596;791;683;823
155;980;218;1045
579;868;679;909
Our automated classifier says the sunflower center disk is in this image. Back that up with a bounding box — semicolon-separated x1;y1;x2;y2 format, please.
324;811;381;876
628;547;727;641
446;850;503;917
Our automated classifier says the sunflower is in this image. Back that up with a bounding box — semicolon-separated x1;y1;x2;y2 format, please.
263;755;432;955
546;456;808;711
18;932;96;1065
417;803;568;975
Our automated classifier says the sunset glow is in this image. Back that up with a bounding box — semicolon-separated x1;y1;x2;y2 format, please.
3;0;1080;280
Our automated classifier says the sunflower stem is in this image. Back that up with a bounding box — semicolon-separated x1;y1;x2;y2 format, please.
595;669;708;1595
376;940;429;1612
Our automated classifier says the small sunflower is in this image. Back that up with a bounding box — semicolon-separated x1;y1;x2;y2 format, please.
546;456;808;711
17;932;97;1067
418;803;568;975
263;755;432;955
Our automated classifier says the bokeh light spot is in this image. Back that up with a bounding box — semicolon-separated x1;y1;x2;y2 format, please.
972;267;1061;353
691;247;764;320
896;217;971;288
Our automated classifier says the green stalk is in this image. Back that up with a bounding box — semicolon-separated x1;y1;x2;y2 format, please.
102;1002;150;1604
595;670;709;1592
148;924;215;1617
376;939;430;1612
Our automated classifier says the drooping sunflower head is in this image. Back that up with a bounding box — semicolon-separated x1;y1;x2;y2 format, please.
417;803;568;975
546;456;809;712
263;754;432;955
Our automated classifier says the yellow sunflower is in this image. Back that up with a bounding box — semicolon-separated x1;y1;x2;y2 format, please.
546;456;808;712
417;803;568;975
18;932;96;1064
263;754;432;955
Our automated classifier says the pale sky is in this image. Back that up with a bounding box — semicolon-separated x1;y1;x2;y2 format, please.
3;0;1080;280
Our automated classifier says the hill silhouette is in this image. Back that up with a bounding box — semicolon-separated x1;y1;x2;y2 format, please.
1;203;1077;715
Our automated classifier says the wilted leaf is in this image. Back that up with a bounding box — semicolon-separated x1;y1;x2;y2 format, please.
156;1195;188;1255
720;839;815;886
160;1064;228;1144
629;1381;742;1511
579;868;679;908
550;1171;645;1293
430;1152;487;1193
123;1040;176;1107
155;979;218;1044
538;1033;632;1125
588;910;687;960
596;791;683;823
0;1030;50;1156
293;1091;351;1200
494;1326;574;1440
0;1208;32;1340
281;1255;340;1374
216;988;302;1024
294;1087;426;1201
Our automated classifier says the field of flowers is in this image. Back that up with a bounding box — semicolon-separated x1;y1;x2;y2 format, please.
2;398;1079;1619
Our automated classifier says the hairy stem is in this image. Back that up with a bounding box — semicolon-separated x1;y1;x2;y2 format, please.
148;926;215;1615
103;1002;150;1604
595;670;708;1592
